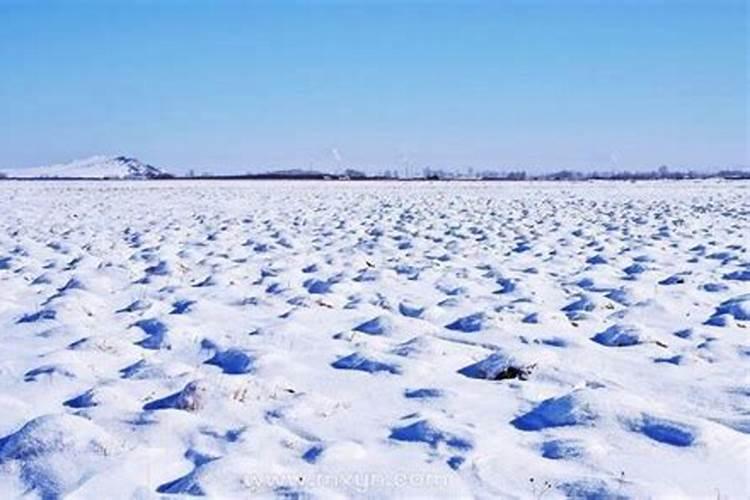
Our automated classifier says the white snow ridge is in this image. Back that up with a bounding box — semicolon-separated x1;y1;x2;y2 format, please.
0;180;748;499
1;155;167;179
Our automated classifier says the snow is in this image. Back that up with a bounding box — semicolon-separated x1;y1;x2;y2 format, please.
510;390;599;431
590;324;644;347
0;414;122;498
1;156;166;179
0;179;748;498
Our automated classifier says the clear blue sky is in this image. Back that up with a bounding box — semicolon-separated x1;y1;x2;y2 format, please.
0;0;746;174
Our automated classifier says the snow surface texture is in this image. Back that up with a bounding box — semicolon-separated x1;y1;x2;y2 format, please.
1;156;166;179
0;180;748;498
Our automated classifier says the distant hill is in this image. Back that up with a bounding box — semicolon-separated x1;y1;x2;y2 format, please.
1;156;170;179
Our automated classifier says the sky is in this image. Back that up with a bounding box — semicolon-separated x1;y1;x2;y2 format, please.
0;0;747;175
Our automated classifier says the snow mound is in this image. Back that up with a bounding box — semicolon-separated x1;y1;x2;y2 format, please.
63;389;98;409
2;155;168;179
445;312;486;333
303;278;333;294
205;349;255;375
562;295;596;320
707;294;750;324
330;352;400;374
119;359;166;380
511;390;598;431
627;414;698;447
156;449;217;496
558;479;628;500
143;380;208;411
723;269;750;281
404;388;443;399
591;324;644;347
398;301;425;318
0;414;120;498
132;318;170;350
354;315;395;336
540;438;585;460
389;419;472;450
390;336;437;357
458;351;530;380
17;309;57;324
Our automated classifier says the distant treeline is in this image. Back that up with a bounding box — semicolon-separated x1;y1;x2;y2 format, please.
476;167;750;181
1;166;748;181
176;166;750;181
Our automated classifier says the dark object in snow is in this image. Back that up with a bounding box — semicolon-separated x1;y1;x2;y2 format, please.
144;381;206;411
458;352;534;381
493;365;534;381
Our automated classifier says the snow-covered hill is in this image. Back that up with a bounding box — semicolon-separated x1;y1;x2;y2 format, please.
1;156;168;179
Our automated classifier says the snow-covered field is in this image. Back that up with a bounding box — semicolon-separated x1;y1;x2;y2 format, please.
0;180;748;499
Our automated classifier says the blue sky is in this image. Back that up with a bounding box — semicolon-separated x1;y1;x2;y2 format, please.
0;0;746;174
